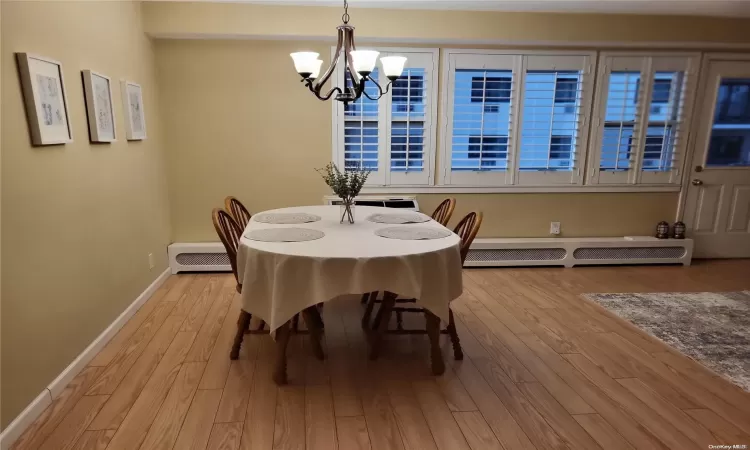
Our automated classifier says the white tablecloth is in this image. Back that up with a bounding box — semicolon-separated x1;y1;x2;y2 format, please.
237;205;463;332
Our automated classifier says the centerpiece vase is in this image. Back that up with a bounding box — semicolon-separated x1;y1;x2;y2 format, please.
340;198;355;224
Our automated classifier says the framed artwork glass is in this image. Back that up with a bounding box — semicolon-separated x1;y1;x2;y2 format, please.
82;70;116;142
16;53;73;145
121;80;146;140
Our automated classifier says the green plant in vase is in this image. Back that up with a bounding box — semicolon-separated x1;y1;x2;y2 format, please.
316;162;370;224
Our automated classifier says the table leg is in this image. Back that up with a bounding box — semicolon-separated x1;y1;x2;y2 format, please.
361;291;378;329
273;320;292;385
301;306;325;360
424;311;446;375
368;291;396;360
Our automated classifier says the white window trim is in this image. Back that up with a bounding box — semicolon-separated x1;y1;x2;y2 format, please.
586;51;701;187
331;46;439;187
438;48;597;188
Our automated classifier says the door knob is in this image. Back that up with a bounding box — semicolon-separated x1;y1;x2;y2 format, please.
692;179;704;186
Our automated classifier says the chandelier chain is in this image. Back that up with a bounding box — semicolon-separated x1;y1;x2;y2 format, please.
342;0;350;24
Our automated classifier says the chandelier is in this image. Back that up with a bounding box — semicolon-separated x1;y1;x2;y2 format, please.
290;0;407;104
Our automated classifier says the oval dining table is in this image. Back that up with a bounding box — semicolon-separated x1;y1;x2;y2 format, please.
236;205;464;383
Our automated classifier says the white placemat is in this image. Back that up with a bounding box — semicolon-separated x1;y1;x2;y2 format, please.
245;228;325;242
366;212;431;224
375;226;452;240
253;212;322;224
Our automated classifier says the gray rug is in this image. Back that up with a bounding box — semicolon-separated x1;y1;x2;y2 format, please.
585;291;750;392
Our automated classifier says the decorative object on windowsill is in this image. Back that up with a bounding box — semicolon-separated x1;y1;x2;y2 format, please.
673;221;686;239
656;221;670;239
316;162;370;224
289;0;406;104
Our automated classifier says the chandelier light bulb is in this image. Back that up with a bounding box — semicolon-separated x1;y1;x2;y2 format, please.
290;52;320;78
350;50;380;75
310;60;324;79
381;56;407;80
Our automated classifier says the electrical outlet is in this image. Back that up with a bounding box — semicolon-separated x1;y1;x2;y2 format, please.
148;253;155;270
550;222;561;235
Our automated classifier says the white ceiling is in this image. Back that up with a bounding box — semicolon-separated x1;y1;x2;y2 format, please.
211;0;750;18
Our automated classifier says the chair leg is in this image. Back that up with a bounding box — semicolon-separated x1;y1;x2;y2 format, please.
256;320;266;331
425;311;446;375
369;292;396;360
292;314;300;333
361;291;378;329
273;321;292;385
447;309;463;360
230;310;252;360
301;306;325;360
360;293;370;304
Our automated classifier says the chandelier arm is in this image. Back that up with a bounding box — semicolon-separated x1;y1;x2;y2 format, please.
312;26;345;93
305;79;343;101
343;26;361;85
361;78;393;101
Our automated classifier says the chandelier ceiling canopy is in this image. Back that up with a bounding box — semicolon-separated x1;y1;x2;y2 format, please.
290;0;407;104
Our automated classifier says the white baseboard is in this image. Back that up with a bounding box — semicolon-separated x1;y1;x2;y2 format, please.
0;391;52;450
0;267;171;450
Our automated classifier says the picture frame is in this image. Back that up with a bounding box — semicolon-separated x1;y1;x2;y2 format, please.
82;70;116;142
121;80;146;140
15;53;73;145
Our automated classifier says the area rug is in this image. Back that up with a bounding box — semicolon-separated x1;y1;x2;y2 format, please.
584;291;750;392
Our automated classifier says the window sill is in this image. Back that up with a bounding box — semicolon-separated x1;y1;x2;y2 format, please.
360;184;681;194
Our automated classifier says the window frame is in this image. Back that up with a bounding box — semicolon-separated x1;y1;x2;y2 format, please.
332;47;439;187
587;52;700;187
439;49;596;187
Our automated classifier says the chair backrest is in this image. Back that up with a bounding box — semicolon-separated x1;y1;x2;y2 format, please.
224;196;252;229
431;198;456;227
212;208;243;287
453;211;483;263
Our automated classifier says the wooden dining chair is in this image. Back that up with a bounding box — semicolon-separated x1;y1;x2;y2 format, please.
359;198;457;306
362;211;484;364
224;196;252;229
212;208;324;381
431;198;456;227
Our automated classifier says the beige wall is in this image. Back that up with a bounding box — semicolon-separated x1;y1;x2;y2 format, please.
156;39;677;241
1;1;171;428
143;1;750;45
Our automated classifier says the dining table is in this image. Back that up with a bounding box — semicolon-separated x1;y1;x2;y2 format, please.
236;204;464;382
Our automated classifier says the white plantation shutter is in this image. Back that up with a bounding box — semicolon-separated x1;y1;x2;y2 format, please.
589;53;699;185
443;52;520;186
516;54;593;185
333;48;438;186
441;50;593;187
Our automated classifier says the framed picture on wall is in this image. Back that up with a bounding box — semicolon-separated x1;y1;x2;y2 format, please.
82;70;116;142
15;53;73;145
121;80;146;140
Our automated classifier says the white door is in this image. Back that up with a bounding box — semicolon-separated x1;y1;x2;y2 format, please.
682;59;750;258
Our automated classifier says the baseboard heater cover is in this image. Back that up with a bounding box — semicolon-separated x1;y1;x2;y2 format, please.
465;237;692;267
169;236;692;273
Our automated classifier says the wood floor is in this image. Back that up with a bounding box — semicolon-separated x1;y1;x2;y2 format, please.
12;260;750;450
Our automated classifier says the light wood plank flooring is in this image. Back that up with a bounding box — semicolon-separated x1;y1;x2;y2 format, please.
12;260;750;450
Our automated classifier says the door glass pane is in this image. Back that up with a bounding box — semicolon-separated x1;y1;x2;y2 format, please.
706;78;750;167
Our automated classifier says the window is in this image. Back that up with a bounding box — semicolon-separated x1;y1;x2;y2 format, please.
333;49;438;186
443;50;593;187
589;53;698;185
706;78;750;167
554;77;578;104
392;74;423;113
519;70;584;178
343;70;380;171
466;136;508;169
